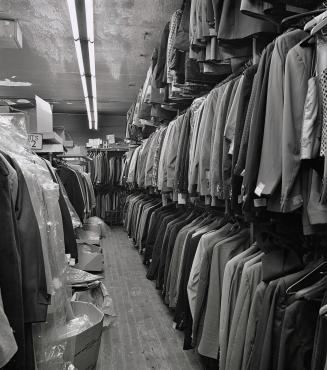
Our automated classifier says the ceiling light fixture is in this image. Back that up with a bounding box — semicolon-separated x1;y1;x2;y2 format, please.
67;0;79;40
85;97;92;129
85;0;94;42
81;75;88;98
88;42;95;76
74;40;85;76
67;0;98;130
93;96;97;120
91;75;97;97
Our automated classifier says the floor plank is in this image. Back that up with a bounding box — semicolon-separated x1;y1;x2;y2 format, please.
96;226;203;370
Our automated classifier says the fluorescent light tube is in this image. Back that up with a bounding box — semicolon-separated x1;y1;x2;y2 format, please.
91;76;97;98
93;97;98;117
88;42;95;76
93;96;98;130
74;40;85;75
67;0;79;40
85;0;94;43
81;75;88;98
85;97;92;129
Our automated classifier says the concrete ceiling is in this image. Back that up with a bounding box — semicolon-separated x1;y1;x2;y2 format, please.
0;0;182;115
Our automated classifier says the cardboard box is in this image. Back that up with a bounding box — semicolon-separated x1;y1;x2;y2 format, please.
72;282;116;327
106;134;115;144
0;106;11;113
53;126;65;140
75;244;104;272
64;301;104;370
25;96;53;133
83;222;102;237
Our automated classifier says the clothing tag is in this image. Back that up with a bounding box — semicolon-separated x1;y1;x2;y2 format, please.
254;198;267;208
162;194;168;206
241;185;245;198
69;258;76;266
292;195;303;206
238;195;243;204
205;195;211;205
178;193;187;204
65;254;71;263
205;170;210;180
241;169;245;177
209;28;217;37
173;322;177;330
228;141;234;155
255;182;265;197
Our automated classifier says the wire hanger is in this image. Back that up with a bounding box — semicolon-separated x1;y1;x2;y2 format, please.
281;8;326;28
301;10;327;47
286;261;327;295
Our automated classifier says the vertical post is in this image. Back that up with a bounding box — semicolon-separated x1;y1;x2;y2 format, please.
250;222;255;244
252;37;258;64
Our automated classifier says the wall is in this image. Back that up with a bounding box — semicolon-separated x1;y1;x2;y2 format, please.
53;113;126;146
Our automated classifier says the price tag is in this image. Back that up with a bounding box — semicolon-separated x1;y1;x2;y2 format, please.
178;193;187;204
255;182;265;197
162;194;168;206
28;134;43;150
205;195;211;205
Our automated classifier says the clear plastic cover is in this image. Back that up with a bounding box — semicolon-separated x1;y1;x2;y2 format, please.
72;282;116;327
59;315;93;338
0;113;74;368
76;227;101;245
56;175;82;229
66;266;103;286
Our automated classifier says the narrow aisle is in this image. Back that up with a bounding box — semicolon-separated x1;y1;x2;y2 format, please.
97;226;203;370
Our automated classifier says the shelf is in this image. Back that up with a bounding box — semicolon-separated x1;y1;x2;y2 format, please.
41;131;64;145
88;146;129;152
57;154;92;162
35;143;64;153
64;140;74;148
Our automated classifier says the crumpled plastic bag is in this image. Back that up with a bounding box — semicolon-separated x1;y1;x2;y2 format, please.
72;282;116;327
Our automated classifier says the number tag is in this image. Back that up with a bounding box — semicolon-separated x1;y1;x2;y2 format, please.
28;134;43;150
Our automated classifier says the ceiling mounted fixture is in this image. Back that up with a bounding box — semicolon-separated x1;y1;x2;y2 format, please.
67;0;98;130
0;19;22;49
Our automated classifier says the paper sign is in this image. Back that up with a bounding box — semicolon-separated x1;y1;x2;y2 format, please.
28;133;43;150
255;182;265;197
106;135;115;144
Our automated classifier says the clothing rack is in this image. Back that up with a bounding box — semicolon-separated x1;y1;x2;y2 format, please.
88;147;129;153
56;154;93;161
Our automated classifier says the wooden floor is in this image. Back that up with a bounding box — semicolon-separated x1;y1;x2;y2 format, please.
96;226;203;370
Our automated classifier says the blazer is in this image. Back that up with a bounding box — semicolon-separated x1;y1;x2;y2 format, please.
281;43;313;212
256;30;308;204
197;229;250;359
